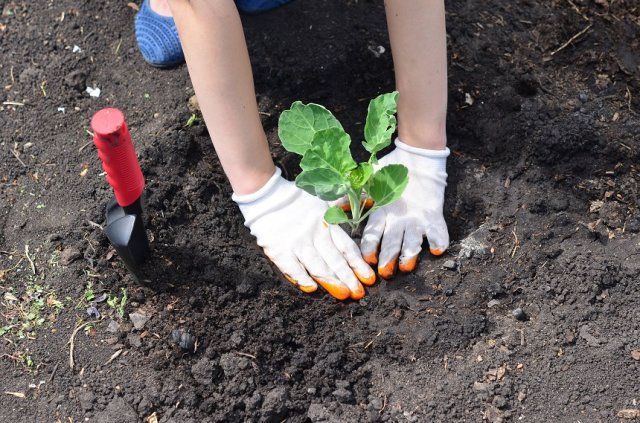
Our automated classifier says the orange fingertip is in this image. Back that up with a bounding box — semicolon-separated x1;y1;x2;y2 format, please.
284;274;317;294
378;256;398;280
312;278;351;301
298;284;318;294
339;203;352;212
430;248;445;256
362;198;374;209
363;252;378;266
349;283;366;301
355;269;376;286
399;255;418;273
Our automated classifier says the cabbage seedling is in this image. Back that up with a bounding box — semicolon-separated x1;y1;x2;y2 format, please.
278;91;408;232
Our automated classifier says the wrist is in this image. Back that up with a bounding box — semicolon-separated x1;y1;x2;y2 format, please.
232;167;282;203
395;138;450;158
397;126;447;150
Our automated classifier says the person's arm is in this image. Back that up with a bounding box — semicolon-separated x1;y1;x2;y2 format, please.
385;0;448;151
360;0;450;278
168;0;375;299
169;0;274;195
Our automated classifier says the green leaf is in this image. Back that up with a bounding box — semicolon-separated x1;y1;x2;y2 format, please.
348;163;374;190
278;101;344;155
362;91;399;156
300;128;357;174
296;168;349;201
366;164;409;208
324;207;350;225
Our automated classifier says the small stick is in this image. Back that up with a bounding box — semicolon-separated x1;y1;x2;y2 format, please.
510;227;520;258
10;149;26;167
566;0;590;22
364;331;382;350
82;31;95;42
87;220;104;230
113;38;123;56
379;394;387;414
67;321;98;369
105;349;123;365
49;362;59;382
626;86;633;113
24;245;36;275
2;101;24;107
78;141;93;152
235;352;257;360
550;23;592;57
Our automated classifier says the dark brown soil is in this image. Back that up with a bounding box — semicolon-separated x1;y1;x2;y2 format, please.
1;1;639;422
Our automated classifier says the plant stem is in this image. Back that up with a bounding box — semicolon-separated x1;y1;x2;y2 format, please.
353;205;377;226
347;189;362;224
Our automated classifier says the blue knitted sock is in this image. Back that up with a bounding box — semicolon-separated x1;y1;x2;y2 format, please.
134;0;184;67
134;0;294;67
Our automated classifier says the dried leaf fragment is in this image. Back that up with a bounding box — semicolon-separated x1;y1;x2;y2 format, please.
617;409;640;419
631;350;640;361
464;92;474;106
589;200;603;213
485;364;507;381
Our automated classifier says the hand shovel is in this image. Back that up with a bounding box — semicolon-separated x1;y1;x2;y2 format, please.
91;108;149;282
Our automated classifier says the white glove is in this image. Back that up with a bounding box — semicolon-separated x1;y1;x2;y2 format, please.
361;138;450;279
232;167;376;300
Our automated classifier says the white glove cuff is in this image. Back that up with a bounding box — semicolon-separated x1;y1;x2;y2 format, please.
232;167;283;204
395;138;450;158
232;167;301;228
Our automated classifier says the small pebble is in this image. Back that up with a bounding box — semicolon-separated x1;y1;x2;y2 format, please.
487;299;501;308
443;260;457;270
171;329;196;351
487;283;505;298
444;288;455;297
512;308;528;321
578;92;588;103
60;247;82;266
493;395;508;409
129;312;149;330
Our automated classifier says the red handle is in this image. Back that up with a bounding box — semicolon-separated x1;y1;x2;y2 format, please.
91;108;145;207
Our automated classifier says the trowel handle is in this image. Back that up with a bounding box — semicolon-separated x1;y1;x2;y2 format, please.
91;108;145;208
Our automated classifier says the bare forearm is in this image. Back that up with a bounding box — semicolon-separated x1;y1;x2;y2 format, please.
169;0;275;194
385;0;448;150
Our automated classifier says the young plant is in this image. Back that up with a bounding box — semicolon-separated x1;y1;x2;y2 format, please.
278;91;408;232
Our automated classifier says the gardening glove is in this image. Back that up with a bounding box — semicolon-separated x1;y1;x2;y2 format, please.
232;167;376;300
361;138;450;279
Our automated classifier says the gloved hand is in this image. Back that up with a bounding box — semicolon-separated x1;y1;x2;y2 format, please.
232;167;376;300
361;138;450;279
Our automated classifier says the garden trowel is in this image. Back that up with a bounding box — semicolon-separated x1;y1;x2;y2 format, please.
91;108;149;282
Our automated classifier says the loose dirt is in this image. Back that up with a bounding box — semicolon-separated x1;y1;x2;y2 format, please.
1;1;639;422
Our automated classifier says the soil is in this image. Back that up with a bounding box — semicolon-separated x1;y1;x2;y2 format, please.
1;0;639;422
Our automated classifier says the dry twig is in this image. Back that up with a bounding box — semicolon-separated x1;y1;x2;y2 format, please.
67;321;98;369
10;149;26;167
105;349;123;365
510;227;520;258
549;23;593;57
235;352;257;360
24;245;36;275
49;362;59;382
364;331;382;350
